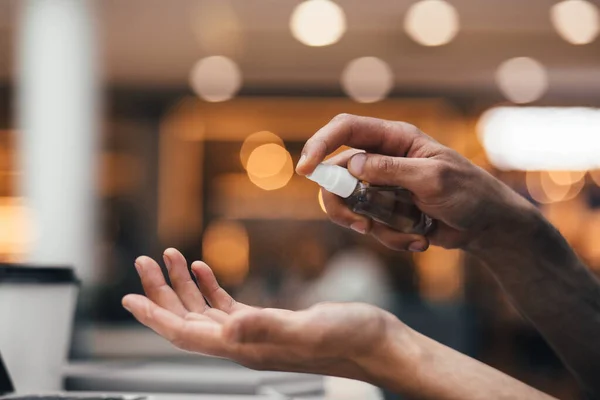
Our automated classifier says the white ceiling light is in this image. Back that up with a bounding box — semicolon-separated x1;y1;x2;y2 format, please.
341;57;394;103
551;0;599;45
495;57;548;104
477;107;600;171
189;56;242;102
404;0;459;47
290;0;347;47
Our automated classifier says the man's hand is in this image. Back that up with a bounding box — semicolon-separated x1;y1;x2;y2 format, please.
122;248;414;381
123;248;555;400
295;114;600;397
296;113;534;251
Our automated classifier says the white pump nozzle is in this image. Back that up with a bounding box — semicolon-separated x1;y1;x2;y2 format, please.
306;163;359;198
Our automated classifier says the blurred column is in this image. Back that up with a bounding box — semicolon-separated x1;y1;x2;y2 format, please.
15;0;100;282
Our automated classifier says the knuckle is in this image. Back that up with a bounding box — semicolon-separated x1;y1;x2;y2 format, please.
331;113;354;124
398;121;419;135
427;161;453;195
375;156;398;175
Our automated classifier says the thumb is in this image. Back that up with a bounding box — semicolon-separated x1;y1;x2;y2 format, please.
347;152;432;190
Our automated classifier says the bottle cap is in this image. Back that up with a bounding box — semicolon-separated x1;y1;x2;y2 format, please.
306;163;359;198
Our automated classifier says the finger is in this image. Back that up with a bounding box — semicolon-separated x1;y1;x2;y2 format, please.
123;294;224;355
191;261;250;313
122;294;184;340
347;153;436;191
323;148;364;167
223;308;302;345
135;256;188;317
296;114;422;175
321;189;372;234
370;221;429;252
164;248;207;313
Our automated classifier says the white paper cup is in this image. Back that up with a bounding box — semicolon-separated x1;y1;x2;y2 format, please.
0;265;79;391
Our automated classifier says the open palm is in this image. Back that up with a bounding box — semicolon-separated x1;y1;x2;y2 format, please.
122;248;404;379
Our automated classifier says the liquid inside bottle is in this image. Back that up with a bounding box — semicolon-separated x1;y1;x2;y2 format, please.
345;182;433;235
306;163;433;236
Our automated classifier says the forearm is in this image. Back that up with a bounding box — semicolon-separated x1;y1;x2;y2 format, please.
360;324;554;400
468;198;600;397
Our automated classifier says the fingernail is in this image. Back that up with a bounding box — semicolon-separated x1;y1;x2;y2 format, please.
123;304;132;313
408;241;427;252
297;154;308;171
163;253;172;271
134;262;142;274
348;153;367;176
350;221;367;234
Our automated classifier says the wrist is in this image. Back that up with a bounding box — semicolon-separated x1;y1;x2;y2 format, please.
352;313;424;395
465;190;542;254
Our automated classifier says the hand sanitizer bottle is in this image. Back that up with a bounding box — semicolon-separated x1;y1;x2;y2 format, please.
307;163;433;235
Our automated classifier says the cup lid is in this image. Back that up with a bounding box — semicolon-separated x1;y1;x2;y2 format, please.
0;264;79;284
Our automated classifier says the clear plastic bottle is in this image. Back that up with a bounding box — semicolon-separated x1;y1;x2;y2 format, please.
307;163;433;235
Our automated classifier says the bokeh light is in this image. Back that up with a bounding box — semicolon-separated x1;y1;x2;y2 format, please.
202;220;249;285
189;56;242;102
246;143;294;191
551;0;599;45
0;197;35;262
246;143;288;178
240;131;285;170
526;171;585;204
495;57;548;104
478;107;600;171
341;57;394;103
404;0;460;47
547;170;586;186
290;0;346;47
318;189;326;214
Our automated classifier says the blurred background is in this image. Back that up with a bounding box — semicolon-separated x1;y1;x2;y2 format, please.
1;0;600;398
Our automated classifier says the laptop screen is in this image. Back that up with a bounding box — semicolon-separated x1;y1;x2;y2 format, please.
0;352;14;395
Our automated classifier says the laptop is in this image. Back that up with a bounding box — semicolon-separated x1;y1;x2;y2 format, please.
0;351;286;400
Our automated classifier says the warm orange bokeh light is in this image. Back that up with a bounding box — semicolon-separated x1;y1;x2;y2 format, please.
547;170;586;186
202;220;249;285
239;131;285;170
246;143;288;178
0;197;35;262
526;171;584;204
246;144;294;191
318;189;326;214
